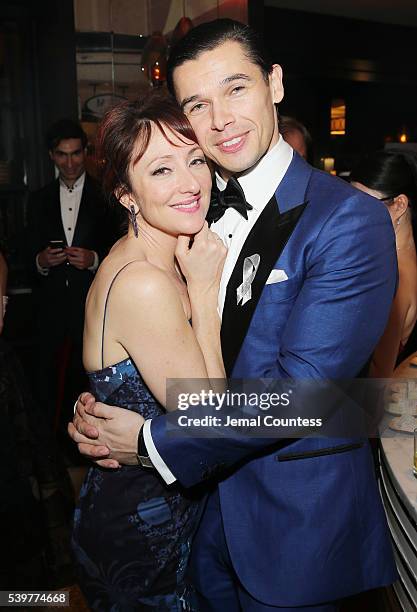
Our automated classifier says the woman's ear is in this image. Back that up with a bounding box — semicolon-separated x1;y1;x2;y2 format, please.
116;188;138;213
391;193;409;224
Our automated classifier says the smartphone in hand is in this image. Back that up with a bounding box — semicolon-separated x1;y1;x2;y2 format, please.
49;239;66;250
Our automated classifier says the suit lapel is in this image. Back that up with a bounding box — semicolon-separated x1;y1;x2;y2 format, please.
48;180;67;243
220;153;312;376
221;198;306;375
72;176;91;246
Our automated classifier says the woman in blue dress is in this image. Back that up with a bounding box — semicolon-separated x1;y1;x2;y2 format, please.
71;91;226;611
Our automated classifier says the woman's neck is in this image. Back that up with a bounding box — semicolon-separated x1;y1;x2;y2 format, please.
395;210;415;253
123;217;182;275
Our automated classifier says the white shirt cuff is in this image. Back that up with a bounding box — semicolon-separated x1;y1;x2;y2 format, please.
36;254;49;276
143;419;177;484
88;251;99;272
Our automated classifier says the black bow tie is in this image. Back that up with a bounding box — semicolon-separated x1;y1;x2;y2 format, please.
206;176;253;224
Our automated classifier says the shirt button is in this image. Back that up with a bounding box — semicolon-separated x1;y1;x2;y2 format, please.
69;207;72;211
68;227;71;231
69;190;73;193
228;234;233;239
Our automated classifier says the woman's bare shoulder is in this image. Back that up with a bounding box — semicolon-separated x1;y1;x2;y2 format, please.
106;261;181;315
94;251;159;288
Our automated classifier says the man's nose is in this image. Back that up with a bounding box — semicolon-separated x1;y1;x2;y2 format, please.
67;155;73;168
211;100;234;131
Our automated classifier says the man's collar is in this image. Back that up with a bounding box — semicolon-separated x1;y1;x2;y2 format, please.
215;136;293;210
59;171;86;191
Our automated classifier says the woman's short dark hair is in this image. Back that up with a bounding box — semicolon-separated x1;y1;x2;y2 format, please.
46;119;88;151
350;151;417;207
167;19;273;96
96;90;197;202
350;150;417;242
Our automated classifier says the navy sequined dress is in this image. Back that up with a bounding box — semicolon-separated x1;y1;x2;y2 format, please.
71;264;201;611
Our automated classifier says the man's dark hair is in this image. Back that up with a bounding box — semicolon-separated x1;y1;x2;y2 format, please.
167;18;273;95
46;119;88;151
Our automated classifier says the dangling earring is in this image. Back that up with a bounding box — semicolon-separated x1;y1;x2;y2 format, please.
129;204;139;238
395;208;407;232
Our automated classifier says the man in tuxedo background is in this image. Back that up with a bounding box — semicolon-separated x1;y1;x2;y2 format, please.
28;119;115;455
70;20;397;611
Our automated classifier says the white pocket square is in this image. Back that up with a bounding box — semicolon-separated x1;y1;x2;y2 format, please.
265;269;288;285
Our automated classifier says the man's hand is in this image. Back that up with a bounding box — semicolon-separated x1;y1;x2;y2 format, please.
38;246;67;268
65;247;95;270
68;392;145;467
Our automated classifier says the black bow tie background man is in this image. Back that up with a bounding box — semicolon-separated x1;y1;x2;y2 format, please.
70;19;397;611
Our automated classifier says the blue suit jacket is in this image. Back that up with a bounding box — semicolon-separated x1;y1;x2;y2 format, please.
151;155;398;606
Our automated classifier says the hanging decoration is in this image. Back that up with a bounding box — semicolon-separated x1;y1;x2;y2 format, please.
141;31;167;87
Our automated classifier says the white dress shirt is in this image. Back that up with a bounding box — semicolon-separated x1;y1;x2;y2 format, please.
212;137;293;315
60;172;85;247
36;172;99;274
144;137;294;484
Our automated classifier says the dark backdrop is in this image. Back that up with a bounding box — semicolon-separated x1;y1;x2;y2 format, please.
263;6;417;171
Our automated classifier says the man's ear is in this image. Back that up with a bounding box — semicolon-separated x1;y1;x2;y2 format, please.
270;64;284;105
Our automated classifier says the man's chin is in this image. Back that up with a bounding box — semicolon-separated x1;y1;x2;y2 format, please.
213;151;260;177
217;161;255;178
62;172;83;181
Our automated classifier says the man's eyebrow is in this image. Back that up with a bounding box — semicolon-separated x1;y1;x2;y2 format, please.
181;95;199;110
220;73;251;86
180;73;251;109
55;148;83;155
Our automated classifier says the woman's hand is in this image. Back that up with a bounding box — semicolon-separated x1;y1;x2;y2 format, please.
176;224;226;379
175;222;227;293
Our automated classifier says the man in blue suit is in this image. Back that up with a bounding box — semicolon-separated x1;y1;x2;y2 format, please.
70;19;397;611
